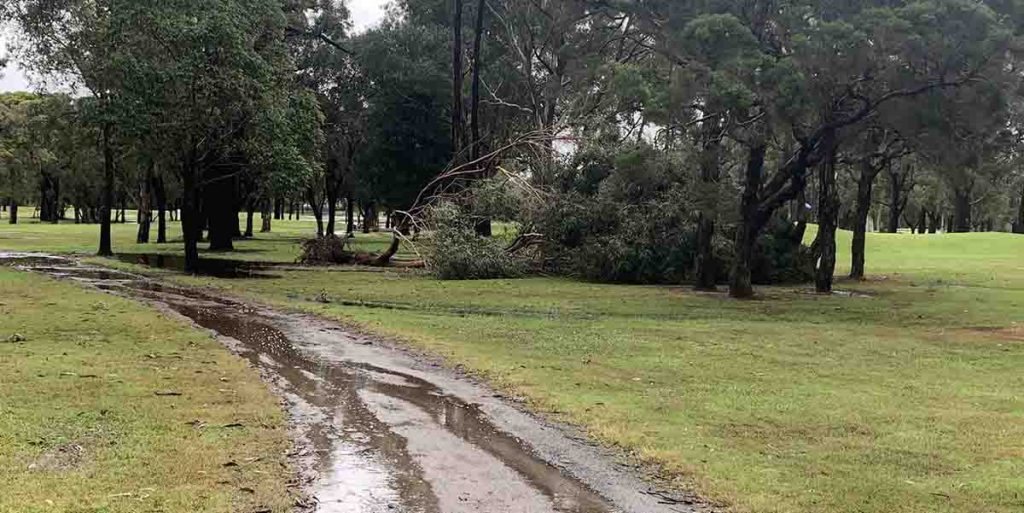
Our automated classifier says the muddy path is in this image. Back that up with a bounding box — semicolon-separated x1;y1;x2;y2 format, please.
1;253;707;513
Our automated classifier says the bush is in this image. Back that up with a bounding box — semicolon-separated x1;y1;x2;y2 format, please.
526;141;810;286
423;203;525;280
298;235;354;265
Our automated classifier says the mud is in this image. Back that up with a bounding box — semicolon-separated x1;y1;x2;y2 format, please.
4;253;704;513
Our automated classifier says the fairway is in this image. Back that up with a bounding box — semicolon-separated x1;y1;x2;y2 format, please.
4;217;1020;513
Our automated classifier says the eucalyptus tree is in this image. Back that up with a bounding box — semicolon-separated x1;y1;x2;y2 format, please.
5;0;130;255
616;0;1018;296
111;0;316;270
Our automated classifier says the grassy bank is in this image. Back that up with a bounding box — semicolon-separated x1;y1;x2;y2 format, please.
5;217;1024;512
0;268;293;512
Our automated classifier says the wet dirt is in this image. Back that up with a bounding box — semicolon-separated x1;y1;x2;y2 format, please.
3;253;704;513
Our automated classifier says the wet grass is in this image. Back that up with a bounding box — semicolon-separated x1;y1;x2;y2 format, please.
0;268;294;512
0;212;404;261
5;217;1024;513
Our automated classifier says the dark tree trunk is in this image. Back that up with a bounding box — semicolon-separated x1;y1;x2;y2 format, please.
245;205;255;238
181;159;201;272
39;171;60;223
694;123;722;291
346;195;355;236
206;166;235;251
1015;185;1024;234
306;187;325;237
362;202;375;234
927;211;940;234
814;142;839;294
326;173;338;236
916;209;927;235
953;187;972;233
136;163;153;244
850;161;877;280
9;201;18;224
153;175;167;243
274;197;284;220
729;145;767;299
261;198;272;233
98;123;114;256
451;0;465;157
469;0;492;237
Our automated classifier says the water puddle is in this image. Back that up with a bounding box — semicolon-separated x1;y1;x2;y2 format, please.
1;254;675;513
115;253;282;279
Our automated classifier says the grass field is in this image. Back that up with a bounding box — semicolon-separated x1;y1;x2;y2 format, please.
3;215;1024;512
0;267;293;512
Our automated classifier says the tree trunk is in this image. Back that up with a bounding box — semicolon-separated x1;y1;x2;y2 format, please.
326;177;338;236
206;166;236;251
153;175;168;243
274;197;284;220
245;205;255;238
363;202;375;234
469;0;492;236
98;123;114;256
137;163;153;244
9;201;18;224
916;209;927;235
729;145;767;299
694;123;722;291
850;161;876;280
306;187;324;237
814;142;839;294
953;187;972;233
261;198;272;233
1015;185;1024;234
346;195;355;236
451;0;465;157
181;160;201;272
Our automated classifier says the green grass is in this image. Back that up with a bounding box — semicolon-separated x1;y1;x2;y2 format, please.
4;216;1024;513
0;268;294;512
0;213;404;262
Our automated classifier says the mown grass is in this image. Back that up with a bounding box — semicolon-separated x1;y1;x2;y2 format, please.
0;268;294;513
4;215;1024;513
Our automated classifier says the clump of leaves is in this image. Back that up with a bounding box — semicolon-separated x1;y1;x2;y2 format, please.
298;235;354;265
423;202;525;280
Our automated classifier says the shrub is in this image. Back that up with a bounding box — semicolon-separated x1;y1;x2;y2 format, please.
423;203;525;280
298;235;354;265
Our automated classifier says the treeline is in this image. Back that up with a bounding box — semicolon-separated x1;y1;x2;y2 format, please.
2;0;1024;297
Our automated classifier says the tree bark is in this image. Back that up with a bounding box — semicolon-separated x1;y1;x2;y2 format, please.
137;162;153;244
469;0;492;237
245;205;255;238
181;158;201;272
1015;185;1024;234
346;195;355;236
362;202;375;234
153;174;167;243
729;145;767;299
9;201;18;224
306;187;325;237
206;166;236;251
953;186;972;233
849;160;877;280
261;198;272;233
98;122;114;256
694;122;722;290
451;0;466;158
814;140;839;294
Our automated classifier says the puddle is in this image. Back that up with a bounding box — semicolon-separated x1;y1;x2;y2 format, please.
115;253;281;279
2;255;693;513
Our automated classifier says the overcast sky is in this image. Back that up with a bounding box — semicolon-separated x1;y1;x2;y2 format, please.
0;0;390;93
